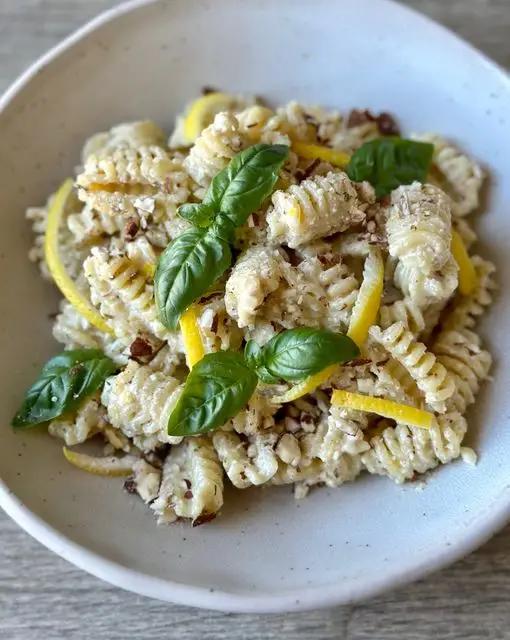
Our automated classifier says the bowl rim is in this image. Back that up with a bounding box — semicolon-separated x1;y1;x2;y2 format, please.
1;0;510;613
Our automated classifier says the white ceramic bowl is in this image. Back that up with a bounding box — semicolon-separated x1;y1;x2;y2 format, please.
1;0;509;613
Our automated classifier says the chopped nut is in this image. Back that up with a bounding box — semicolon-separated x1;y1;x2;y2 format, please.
124;218;139;240
347;109;376;128
193;512;217;527
377;112;400;136
130;336;153;359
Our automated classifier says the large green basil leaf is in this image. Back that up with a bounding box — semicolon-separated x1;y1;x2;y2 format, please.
155;218;234;329
346;138;434;198
12;349;117;428
167;351;258;436
178;144;289;228
256;328;360;382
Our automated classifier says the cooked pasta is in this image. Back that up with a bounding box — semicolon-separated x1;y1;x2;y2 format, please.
101;360;184;448
369;321;456;412
151;437;223;523
266;171;368;248
21;95;495;525
414;133;484;216
386;181;458;306
183;112;248;187
361;411;468;483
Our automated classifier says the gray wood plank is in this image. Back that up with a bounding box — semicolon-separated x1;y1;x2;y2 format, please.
1;1;510;638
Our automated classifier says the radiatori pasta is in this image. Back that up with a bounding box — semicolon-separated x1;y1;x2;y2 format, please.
20;96;495;525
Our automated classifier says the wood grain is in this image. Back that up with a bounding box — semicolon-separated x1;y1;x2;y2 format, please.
1;2;510;638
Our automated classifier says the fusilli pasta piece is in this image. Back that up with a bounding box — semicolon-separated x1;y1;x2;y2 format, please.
386;181;452;271
81;120;166;162
442;256;496;332
77;150;191;220
433;328;492;413
84;247;180;343
236;105;291;146
369;321;455;412
212;430;280;489
224;246;284;328
370;359;423;406
183;111;248;187
129;459;161;503
379;298;425;333
152;437;223;524
414;133;484;216
101;360;183;447
52;300;129;364
267;171;366;248
362;411;467;483
48;393;108;446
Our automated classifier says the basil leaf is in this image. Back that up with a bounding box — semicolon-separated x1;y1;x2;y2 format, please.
179;144;289;228
257;328;360;382
346;138;434;198
12;349;116;428
178;202;216;228
155;219;234;329
167;351;258;436
244;340;280;384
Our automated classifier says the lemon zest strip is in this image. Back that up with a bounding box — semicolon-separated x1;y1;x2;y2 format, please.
271;364;338;404
44;179;113;334
292;141;351;168
180;306;205;368
183;92;236;144
347;248;384;347
331;390;435;430
451;230;478;296
63;447;136;476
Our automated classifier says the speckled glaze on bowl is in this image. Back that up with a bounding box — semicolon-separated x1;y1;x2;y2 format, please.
1;0;509;613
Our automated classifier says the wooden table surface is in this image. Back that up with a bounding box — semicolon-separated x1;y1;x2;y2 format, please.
1;1;509;638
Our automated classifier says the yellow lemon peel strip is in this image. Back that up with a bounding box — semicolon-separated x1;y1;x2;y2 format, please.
292;141;351;168
451;230;478;295
44;179;113;334
271;364;338;404
63;447;137;476
183;92;237;144
331;390;435;430
180;306;205;368
347;248;384;347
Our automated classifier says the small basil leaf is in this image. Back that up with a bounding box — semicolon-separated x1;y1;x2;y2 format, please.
244;340;263;369
259;328;360;382
204;144;289;227
253;365;280;385
155;221;233;329
12;349;116;428
178;202;216;228
346;138;434;198
167;351;258;436
244;340;280;383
